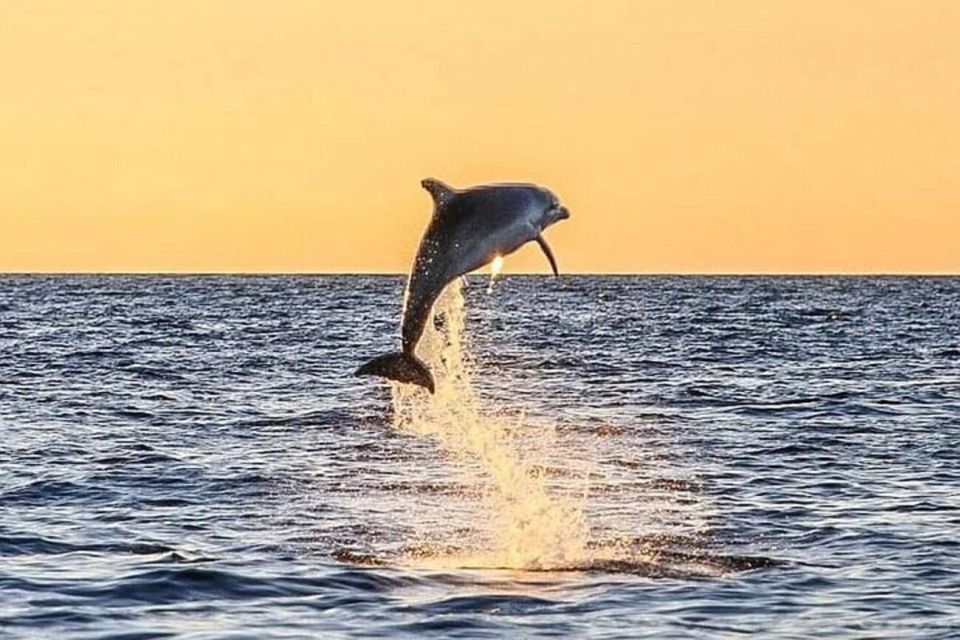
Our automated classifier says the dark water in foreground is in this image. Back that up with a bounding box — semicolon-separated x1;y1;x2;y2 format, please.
1;275;959;639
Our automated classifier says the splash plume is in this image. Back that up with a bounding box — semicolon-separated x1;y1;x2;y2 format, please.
392;280;589;569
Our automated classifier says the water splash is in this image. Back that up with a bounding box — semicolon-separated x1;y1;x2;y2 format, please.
387;279;732;576
391;279;590;570
486;255;504;294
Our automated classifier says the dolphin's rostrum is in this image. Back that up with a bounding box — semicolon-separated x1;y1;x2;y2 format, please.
355;178;570;393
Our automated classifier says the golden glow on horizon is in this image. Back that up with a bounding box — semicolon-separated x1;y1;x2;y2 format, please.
1;1;959;273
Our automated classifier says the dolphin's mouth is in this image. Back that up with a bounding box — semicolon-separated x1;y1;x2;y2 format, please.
547;205;570;225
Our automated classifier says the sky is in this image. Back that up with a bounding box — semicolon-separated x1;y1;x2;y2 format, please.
2;1;958;273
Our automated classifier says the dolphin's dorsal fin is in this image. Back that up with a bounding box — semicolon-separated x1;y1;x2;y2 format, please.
421;178;456;208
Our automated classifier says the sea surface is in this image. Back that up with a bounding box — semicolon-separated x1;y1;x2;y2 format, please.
1;275;959;639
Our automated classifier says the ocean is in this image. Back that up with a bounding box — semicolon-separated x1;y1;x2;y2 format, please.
1;275;958;638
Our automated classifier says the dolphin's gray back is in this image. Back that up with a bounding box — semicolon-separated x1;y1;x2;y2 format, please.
446;185;541;240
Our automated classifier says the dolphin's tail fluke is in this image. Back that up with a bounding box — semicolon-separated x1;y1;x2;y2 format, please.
355;352;435;394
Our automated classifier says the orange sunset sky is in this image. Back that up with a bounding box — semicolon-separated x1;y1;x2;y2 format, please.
2;1;958;273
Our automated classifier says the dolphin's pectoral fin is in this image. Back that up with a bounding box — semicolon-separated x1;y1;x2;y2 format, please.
535;234;560;277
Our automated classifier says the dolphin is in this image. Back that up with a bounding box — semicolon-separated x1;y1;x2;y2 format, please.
355;178;570;393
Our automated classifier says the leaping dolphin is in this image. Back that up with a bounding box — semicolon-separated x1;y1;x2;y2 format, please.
355;178;571;393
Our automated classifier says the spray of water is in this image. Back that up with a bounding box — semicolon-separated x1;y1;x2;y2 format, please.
391;279;590;570
486;255;504;294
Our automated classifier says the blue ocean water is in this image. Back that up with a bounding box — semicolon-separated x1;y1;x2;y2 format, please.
1;275;958;639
